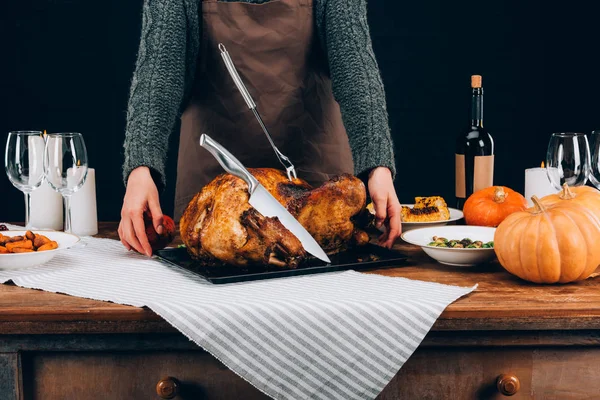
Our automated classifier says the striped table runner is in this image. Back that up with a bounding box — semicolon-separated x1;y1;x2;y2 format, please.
0;224;476;399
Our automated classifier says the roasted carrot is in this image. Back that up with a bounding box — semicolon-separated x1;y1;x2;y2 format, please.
6;240;33;252
11;248;34;253
33;235;51;248
37;241;58;251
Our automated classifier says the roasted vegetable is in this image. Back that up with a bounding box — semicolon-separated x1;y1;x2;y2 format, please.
428;236;493;248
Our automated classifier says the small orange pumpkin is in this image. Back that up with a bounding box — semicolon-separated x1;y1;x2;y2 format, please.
494;195;600;284
463;186;528;227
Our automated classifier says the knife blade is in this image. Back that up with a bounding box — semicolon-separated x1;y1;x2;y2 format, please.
199;133;331;264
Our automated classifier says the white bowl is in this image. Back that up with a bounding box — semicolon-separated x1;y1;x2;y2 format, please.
0;230;80;270
401;225;497;266
400;204;464;232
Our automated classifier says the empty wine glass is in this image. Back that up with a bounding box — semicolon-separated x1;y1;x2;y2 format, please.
590;130;600;189
4;131;46;228
546;132;591;191
44;132;88;233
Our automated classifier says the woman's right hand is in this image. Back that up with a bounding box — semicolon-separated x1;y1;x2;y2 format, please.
118;166;164;256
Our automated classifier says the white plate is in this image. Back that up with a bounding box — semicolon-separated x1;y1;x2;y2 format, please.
400;204;464;232
401;225;496;266
0;230;80;270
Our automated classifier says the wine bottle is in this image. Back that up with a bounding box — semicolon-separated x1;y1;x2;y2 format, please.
455;75;495;209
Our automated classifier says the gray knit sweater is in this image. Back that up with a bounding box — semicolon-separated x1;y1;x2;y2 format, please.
123;0;396;188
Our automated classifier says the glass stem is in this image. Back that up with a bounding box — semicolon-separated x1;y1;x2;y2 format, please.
24;192;31;228
63;194;73;233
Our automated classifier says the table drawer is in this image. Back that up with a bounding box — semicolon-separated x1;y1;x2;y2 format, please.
22;351;269;400
378;347;600;400
20;347;600;400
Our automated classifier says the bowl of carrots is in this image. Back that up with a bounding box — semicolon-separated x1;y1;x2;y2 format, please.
0;229;80;270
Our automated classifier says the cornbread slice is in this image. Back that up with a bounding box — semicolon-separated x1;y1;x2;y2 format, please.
401;196;450;222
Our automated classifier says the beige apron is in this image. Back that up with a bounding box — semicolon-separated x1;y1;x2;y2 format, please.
175;0;354;220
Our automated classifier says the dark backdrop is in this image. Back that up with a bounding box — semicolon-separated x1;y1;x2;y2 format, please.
1;0;599;222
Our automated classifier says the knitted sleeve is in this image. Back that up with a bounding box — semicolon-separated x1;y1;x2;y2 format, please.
316;0;396;179
122;0;200;189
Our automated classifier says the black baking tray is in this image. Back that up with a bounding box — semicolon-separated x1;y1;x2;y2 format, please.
155;244;408;284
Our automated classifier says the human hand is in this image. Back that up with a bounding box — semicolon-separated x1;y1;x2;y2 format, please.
367;167;402;249
118;166;164;256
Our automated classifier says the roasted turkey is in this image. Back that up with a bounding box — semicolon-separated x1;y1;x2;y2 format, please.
179;168;369;268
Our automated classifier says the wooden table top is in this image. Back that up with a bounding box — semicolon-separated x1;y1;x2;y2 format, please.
1;222;599;335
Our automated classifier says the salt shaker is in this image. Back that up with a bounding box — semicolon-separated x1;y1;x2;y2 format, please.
69;167;98;236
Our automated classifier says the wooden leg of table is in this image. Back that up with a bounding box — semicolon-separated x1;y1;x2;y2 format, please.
0;353;22;400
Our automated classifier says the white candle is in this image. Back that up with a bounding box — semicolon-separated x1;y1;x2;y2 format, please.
69;167;98;236
66;164;87;189
28;135;63;230
30;183;64;230
524;166;558;207
27;135;45;186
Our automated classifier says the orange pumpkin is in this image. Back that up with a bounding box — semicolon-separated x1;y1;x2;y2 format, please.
540;183;600;216
463;186;528;227
494;195;600;284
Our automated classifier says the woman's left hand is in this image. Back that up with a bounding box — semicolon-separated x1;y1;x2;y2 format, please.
367;167;402;248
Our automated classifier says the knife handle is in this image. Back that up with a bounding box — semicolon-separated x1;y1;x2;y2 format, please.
199;134;259;193
218;43;256;110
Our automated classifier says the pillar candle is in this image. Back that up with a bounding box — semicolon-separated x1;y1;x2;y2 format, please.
524;166;558;207
30;183;64;230
28;135;63;230
69;167;98;236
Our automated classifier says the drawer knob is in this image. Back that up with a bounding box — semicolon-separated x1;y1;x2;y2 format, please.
496;374;520;396
156;376;179;399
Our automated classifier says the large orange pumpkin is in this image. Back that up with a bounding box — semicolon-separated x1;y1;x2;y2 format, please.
494;195;600;284
463;186;528;227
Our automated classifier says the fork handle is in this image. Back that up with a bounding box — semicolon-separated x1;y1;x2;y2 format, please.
218;43;256;110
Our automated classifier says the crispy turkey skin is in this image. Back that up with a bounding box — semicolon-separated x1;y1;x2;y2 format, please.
179;168;368;268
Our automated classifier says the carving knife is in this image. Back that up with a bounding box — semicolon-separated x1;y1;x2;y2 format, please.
199;133;331;264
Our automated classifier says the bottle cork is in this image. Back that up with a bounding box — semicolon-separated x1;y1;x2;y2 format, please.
471;75;482;88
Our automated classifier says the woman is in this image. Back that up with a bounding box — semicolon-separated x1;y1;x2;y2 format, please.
119;0;402;256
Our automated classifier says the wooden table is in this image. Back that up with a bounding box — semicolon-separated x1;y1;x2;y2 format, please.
2;222;600;399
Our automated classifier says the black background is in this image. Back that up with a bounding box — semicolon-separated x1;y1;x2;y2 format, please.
1;0;599;222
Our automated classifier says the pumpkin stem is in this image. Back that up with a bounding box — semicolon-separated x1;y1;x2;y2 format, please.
493;187;507;203
531;195;546;214
559;183;577;200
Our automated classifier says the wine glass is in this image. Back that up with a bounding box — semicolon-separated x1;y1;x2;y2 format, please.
44;132;88;233
590;130;600;189
545;132;591;191
4;131;46;228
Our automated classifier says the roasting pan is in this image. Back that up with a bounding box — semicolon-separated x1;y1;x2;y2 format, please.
155;244;408;284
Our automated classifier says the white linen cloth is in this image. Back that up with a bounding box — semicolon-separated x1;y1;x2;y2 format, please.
0;223;476;399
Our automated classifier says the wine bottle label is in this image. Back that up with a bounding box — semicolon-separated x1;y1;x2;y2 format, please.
474;155;494;192
455;154;466;198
